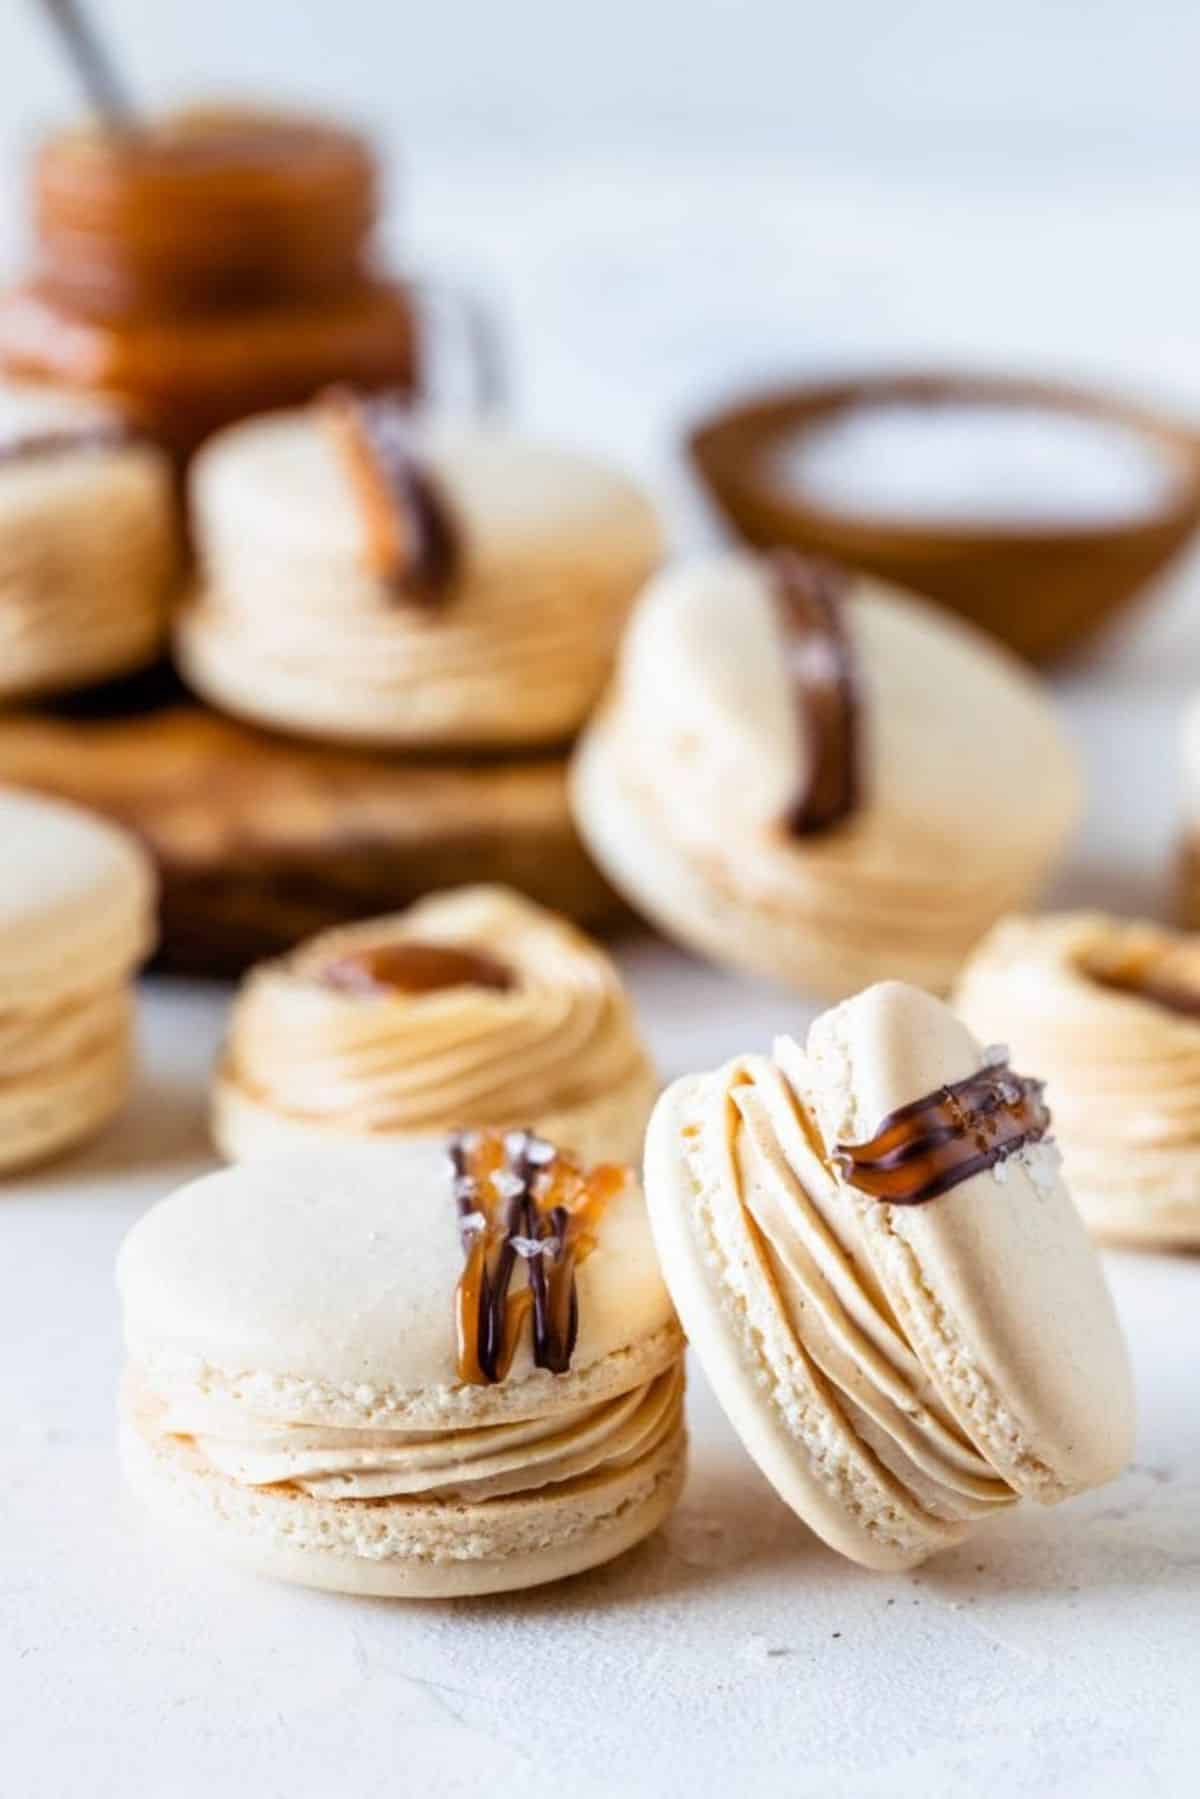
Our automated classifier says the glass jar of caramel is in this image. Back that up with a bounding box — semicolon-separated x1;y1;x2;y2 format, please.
0;107;498;457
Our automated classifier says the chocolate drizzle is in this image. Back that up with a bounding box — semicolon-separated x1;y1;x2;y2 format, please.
767;550;861;836
449;1128;624;1385
322;386;458;603
0;421;136;467
834;1053;1052;1206
319;939;513;997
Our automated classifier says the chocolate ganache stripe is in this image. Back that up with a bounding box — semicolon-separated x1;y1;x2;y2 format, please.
449;1128;623;1385
767;550;862;836
834;1055;1052;1205
323;386;459;603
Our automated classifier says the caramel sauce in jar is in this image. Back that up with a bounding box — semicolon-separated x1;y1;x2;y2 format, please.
0;108;418;457
32;109;377;321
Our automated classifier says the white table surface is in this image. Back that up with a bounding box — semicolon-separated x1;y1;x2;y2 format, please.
5;143;1200;1798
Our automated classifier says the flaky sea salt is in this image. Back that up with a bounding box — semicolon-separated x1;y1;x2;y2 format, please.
775;400;1179;527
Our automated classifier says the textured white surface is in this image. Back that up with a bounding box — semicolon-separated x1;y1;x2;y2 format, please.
4;132;1200;1795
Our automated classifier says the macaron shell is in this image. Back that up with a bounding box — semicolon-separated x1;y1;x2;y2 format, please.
117;1140;681;1427
801;981;1135;1501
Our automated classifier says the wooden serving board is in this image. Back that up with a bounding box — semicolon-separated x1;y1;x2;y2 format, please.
0;686;625;975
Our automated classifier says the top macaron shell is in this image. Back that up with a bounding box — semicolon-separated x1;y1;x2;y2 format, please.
0;786;156;1003
118;1140;681;1430
190;412;661;576
609;553;1079;885
800;982;1134;1502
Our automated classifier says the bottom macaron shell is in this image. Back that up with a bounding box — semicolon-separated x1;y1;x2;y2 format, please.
571;725;996;1000
120;1391;687;1599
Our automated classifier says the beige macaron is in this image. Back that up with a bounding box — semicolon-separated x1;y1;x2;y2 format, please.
176;402;662;749
0;785;156;1172
643;979;1133;1572
212;885;658;1166
117;1135;686;1597
0;381;176;699
957;911;1200;1247
571;551;1079;999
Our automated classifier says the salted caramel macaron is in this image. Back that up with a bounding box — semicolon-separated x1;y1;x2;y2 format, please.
176;393;661;749
212;886;658;1166
0;381;175;699
0;786;156;1172
957;911;1200;1247
117;1135;686;1597
644;980;1133;1571
571;551;1079;998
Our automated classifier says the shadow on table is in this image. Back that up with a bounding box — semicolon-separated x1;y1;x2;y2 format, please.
919;1459;1200;1606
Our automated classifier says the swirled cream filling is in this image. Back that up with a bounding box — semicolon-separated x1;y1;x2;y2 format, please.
706;1050;1022;1526
222;888;654;1133
147;1364;683;1503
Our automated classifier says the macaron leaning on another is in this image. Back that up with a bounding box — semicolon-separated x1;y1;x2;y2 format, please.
957;911;1200;1248
643;979;1133;1571
0;381;176;699
176;390;663;749
212;885;658;1167
0;786;156;1172
117;1135;686;1597
571;550;1080;999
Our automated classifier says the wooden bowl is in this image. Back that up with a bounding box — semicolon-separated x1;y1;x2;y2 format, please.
689;371;1200;662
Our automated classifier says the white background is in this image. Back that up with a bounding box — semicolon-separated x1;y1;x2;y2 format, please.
4;5;1200;1797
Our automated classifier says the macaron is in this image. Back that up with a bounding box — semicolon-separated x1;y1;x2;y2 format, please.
571;550;1080;998
212;885;659;1166
643;979;1133;1571
957;911;1200;1247
0;786;156;1172
0;381;176;699
117;1136;687;1597
176;394;662;749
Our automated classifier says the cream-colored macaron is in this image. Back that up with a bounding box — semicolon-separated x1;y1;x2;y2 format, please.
176;401;662;749
0;381;176;699
571;551;1079;998
212;885;658;1166
957;911;1200;1247
117;1136;686;1597
0;786;156;1172
643;979;1133;1572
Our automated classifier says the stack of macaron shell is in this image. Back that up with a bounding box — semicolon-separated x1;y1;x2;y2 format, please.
0;381;175;699
176;401;663;749
0;787;156;1172
956;911;1200;1247
571;551;1080;999
117;1138;687;1597
643;981;1133;1570
212;885;659;1166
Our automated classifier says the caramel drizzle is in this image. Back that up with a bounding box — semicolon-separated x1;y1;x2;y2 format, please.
319;939;514;997
767;550;862;836
834;1055;1051;1206
322;386;459;603
450;1128;624;1385
1087;964;1200;1020
0;422;136;466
